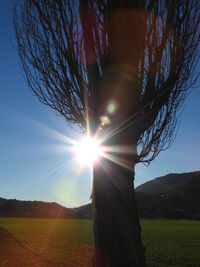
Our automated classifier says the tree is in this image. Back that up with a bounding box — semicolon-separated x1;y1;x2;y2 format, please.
14;0;200;266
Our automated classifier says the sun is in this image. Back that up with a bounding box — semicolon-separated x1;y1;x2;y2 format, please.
74;136;102;167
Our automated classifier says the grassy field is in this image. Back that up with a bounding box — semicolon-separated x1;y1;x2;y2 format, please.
0;218;200;267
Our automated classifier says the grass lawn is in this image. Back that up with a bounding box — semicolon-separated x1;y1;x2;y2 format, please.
142;220;200;267
0;218;199;267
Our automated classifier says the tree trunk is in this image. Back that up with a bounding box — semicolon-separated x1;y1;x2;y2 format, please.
92;158;146;267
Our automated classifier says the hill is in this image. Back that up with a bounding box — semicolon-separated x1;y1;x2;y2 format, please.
0;196;92;219
135;171;200;219
0;197;74;218
136;171;200;195
0;171;199;219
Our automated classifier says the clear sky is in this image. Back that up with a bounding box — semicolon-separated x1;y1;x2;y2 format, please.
0;1;200;208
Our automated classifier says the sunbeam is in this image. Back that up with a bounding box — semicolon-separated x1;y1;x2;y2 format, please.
19;157;78;196
73;136;103;167
14;107;138;195
101;152;133;171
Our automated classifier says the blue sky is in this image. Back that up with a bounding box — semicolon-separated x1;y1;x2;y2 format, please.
0;1;200;207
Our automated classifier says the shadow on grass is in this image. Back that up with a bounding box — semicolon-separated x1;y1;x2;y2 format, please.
0;227;65;267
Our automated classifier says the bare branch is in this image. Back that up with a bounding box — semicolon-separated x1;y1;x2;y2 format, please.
14;0;200;163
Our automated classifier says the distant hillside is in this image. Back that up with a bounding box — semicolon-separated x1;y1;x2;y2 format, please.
135;171;200;219
0;197;74;218
1;171;200;219
136;171;200;195
0;196;93;219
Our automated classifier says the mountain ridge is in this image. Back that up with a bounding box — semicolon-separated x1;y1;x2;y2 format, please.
136;170;200;195
1;170;200;219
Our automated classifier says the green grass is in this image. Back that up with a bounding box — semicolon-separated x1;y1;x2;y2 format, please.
142;220;200;267
0;218;200;267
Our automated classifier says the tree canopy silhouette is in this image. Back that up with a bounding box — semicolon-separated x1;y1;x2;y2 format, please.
14;1;200;266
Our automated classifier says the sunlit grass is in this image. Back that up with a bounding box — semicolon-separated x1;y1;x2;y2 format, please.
0;218;93;266
0;218;200;267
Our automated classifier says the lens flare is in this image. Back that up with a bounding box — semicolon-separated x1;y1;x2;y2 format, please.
75;136;102;167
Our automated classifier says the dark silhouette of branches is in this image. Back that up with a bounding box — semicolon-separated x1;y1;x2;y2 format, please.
14;0;200;164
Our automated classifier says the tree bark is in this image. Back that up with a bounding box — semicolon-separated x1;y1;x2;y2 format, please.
92;158;146;267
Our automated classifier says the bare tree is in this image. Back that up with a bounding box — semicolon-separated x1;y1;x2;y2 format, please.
14;0;200;266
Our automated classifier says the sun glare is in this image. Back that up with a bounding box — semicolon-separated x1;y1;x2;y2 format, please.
75;136;102;167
